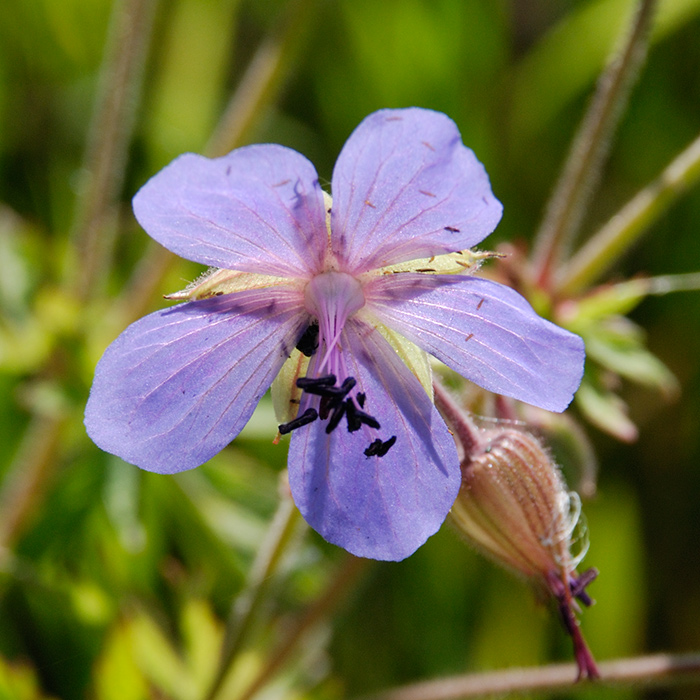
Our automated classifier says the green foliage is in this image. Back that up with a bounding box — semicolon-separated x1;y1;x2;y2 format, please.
1;0;700;698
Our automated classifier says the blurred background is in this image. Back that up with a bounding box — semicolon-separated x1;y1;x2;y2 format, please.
1;0;700;698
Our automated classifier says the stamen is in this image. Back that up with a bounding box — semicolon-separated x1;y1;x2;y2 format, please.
300;375;356;419
296;375;380;435
338;377;357;394
295;322;320;357
296;375;336;392
279;408;318;435
345;397;380;432
357;392;366;408
320;377;358;419
364;435;397;457
298;376;355;400
325;402;346;434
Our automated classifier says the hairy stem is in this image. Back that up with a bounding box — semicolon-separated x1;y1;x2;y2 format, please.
71;0;158;301
206;0;318;157
111;0;320;330
557;132;700;296
532;0;657;288
433;379;482;459
0;414;67;549
0;0;158;554
353;652;700;700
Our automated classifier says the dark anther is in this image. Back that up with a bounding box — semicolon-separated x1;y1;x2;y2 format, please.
364;435;396;457
299;376;355;402
358;409;380;430
325;402;346;434
278;408;318;435
345;398;361;432
303;376;357;419
327;377;356;414
296;375;378;434
339;377;357;394
444;225;460;233
296;375;336;392
295;323;319;357
345;397;380;433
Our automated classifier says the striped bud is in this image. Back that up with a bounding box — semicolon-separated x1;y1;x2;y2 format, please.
451;428;584;581
450;426;599;679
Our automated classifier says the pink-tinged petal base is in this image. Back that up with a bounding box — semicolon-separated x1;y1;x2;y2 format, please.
367;274;585;412
85;287;307;473
330;108;502;273
287;320;461;561
133;145;328;277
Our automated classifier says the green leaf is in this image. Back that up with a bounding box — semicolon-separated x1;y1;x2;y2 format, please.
583;316;679;396
93;622;149;700
575;378;638;442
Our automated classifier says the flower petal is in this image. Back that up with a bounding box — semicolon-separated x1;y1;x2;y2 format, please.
85;287;307;472
287;320;460;561
133;145;327;277
367;274;585;412
330;108;502;273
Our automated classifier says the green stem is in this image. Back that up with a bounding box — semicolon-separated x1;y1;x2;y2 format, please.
0;0;159;554
230;554;369;700
206;0;318;156
70;0;159;302
556;132;700;296
110;0;319;330
531;0;657;288
352;652;700;700
0;413;67;550
204;486;304;700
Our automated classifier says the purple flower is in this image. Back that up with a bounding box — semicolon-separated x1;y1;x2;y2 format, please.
85;108;584;561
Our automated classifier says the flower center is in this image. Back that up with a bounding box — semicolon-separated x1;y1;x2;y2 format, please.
277;272;397;456
303;271;365;373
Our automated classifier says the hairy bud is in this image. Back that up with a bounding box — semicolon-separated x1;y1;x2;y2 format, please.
452;428;585;581
450;424;599;679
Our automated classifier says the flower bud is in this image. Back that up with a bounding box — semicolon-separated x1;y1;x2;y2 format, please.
451;428;584;582
450;426;599;679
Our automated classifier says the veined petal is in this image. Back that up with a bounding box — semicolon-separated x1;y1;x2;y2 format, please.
133;145;327;277
367;274;585;412
330;108;502;273
85;287;307;473
287;319;460;561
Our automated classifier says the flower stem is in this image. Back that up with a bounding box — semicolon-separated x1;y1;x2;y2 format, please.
352;652;700;700
556;132;700;296
545;571;599;680
432;380;482;460
531;0;657;288
204;483;304;700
